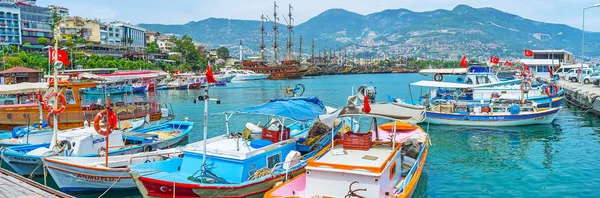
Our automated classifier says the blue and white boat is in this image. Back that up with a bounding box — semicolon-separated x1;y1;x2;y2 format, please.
82;84;134;95
0;120;192;176
128;97;349;197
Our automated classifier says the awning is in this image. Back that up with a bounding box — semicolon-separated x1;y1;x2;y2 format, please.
230;97;327;122
411;79;522;89
0;82;48;94
80;72;159;83
419;68;468;75
339;102;425;125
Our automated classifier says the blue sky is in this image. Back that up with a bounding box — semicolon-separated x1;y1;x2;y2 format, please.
38;0;600;32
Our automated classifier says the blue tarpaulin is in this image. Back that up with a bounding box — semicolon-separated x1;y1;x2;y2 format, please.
236;97;326;122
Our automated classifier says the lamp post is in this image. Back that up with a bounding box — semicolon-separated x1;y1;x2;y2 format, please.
581;4;600;83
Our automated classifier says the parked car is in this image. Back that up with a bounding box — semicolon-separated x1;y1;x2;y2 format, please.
582;72;600;84
567;68;594;82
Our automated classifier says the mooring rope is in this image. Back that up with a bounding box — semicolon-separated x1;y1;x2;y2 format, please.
97;168;129;198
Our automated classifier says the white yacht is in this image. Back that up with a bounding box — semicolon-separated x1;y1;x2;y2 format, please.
222;68;269;81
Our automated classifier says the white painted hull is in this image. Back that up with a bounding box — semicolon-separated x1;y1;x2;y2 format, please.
232;74;269;81
425;111;559;127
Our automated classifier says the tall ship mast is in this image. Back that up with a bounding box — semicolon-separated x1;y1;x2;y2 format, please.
272;1;279;64
259;15;267;61
284;4;294;61
242;1;307;80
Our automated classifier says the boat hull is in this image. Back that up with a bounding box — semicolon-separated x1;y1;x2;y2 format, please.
424;108;560;126
132;166;305;198
44;162;135;193
2;131;188;177
267;70;307;80
232;74;269;81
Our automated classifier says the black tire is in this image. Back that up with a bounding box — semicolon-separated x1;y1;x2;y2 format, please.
143;145;153;152
571;77;578;82
58;140;72;151
584;79;590;84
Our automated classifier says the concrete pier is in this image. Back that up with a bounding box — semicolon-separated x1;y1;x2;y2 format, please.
553;79;600;115
0;167;72;198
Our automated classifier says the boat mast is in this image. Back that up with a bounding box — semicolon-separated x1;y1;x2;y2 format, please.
260;15;266;61
298;35;302;62
239;40;243;69
284;4;294;61
272;2;279;64
311;38;315;65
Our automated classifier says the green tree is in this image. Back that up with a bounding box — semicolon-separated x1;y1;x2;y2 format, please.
217;47;229;59
171;35;207;71
37;37;48;46
23;42;31;46
146;42;159;53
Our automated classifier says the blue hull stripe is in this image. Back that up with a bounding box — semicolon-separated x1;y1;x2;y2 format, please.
426;108;560;121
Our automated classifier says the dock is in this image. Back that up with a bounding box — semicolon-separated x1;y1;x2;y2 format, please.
552;79;600;115
0;167;73;198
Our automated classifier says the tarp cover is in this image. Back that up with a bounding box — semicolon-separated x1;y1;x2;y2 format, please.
236;97;326;122
339;102;426;125
0;82;48;94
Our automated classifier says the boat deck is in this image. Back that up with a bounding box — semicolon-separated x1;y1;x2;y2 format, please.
315;144;394;168
0;167;73;198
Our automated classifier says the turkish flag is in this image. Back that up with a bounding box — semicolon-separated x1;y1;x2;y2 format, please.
205;65;217;83
362;95;371;114
524;64;530;71
524;50;533;57
460;56;468;67
490;56;500;64
49;47;69;66
548;66;554;76
504;61;512;66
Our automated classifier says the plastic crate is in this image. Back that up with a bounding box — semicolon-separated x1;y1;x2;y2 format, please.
342;132;372;150
262;128;290;143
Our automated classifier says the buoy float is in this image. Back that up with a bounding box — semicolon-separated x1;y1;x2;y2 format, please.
43;92;66;115
433;73;443;82
545;84;559;97
94;109;118;136
46;112;60;128
520;81;532;93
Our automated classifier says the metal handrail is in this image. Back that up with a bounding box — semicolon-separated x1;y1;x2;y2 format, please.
97;144;137;157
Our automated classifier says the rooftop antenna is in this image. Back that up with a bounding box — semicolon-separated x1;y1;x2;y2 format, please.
272;1;279;64
259;15;267;61
282;3;294;61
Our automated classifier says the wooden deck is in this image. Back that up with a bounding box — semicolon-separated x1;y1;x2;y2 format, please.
0;167;72;198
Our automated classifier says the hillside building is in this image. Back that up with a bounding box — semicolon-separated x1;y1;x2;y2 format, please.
0;3;21;46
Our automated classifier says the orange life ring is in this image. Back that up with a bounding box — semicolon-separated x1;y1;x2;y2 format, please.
94;109;118;136
545;84;559;97
433;73;443;82
46;112;60;128
520;81;532;93
43;92;66;115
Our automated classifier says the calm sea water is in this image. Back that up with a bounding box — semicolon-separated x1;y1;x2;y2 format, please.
9;73;600;197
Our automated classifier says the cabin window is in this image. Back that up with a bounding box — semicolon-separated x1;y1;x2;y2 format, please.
64;88;76;104
266;153;281;169
492;107;507;113
476;76;490;84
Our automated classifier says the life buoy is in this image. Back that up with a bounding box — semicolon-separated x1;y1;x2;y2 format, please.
93;109;118;136
545;84;559;97
43;92;66;115
142;145;153;152
46;112;60;128
520;81;532;93
433;73;443;82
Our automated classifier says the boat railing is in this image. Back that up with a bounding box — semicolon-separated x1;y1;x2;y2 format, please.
128;149;184;164
98;144;138;157
397;141;427;193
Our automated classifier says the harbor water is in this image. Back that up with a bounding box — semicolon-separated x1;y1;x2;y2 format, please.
4;73;600;197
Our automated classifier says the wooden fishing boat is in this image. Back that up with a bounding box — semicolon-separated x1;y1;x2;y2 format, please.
40;121;193;192
128;97;345;198
0;81;163;130
2;120;192;177
265;101;429;198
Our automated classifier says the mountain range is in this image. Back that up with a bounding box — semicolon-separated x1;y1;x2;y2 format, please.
139;4;600;60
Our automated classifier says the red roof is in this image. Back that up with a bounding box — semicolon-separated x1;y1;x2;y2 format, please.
0;66;42;74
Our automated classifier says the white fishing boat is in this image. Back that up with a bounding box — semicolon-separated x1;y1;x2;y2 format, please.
222;69;269;81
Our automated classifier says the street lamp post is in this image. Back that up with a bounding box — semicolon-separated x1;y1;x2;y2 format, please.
581;4;600;83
